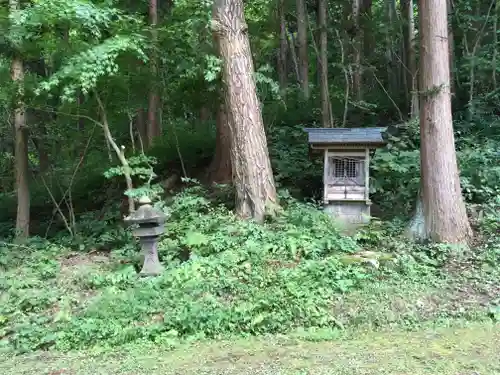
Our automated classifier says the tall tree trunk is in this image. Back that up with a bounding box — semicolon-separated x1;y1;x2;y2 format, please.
401;0;419;118
296;0;310;99
402;0;422;242
385;0;397;96
147;0;160;147
212;0;278;223
10;0;30;241
287;30;301;83
277;0;288;93
362;0;374;64
207;100;232;184
318;0;333;127
418;0;472;244
352;0;363;100
494;0;499;91
492;1;499;90
447;0;455;94
359;0;374;97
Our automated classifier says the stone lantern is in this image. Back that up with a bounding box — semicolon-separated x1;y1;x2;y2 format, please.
124;196;166;276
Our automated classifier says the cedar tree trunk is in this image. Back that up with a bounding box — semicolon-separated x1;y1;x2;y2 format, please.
277;0;288;92
402;0;419;118
418;0;472;244
296;0;310;99
318;0;333;126
212;0;278;223
147;0;160;147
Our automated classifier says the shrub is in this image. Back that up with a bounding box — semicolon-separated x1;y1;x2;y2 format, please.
0;187;380;353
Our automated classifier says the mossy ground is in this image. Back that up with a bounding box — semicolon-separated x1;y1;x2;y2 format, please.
1;322;498;374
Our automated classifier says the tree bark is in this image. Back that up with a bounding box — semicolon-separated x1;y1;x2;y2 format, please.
401;0;419;118
287;30;301;83
352;0;363;101
147;0;160;147
401;0;422;241
207;100;232;184
318;0;333;127
296;0;310;99
385;0;397;96
362;0;374;64
418;0;472;244
493;0;499;91
447;0;455;94
277;0;288;93
10;0;30;241
212;0;278;223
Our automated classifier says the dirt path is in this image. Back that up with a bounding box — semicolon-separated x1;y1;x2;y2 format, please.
1;322;498;375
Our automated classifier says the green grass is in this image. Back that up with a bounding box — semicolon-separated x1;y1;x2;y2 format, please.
1;322;498;374
1;227;498;354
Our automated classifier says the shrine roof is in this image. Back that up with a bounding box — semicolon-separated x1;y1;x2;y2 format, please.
304;127;387;145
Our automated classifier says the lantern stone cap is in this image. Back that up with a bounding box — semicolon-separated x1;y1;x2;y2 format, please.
124;196;166;225
138;196;152;205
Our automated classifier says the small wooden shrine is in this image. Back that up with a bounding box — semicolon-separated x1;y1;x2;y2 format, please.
304;127;387;225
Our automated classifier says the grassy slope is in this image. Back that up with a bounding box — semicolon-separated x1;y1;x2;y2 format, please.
1;218;498;374
1;322;499;374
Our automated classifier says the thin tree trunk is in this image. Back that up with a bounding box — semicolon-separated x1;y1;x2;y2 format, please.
212;0;278;223
402;0;422;242
402;0;419;118
287;30;301;83
277;0;288;93
362;0;374;65
418;0;472;244
314;0;321;87
296;0;310;99
318;0;333;127
352;0;363;100
147;0;160;147
207;100;232;184
10;0;30;241
385;0;397;96
136;108;147;152
96;95;135;214
492;0;498;90
464;0;495;121
336;29;350;127
359;0;374;96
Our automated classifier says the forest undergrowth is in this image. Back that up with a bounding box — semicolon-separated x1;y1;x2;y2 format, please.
0;182;499;355
2;0;500;371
